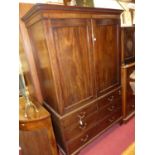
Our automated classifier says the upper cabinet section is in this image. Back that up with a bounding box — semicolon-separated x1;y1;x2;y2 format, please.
22;4;122;115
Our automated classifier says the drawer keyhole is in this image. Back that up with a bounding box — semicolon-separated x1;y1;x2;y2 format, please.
107;105;115;112
108;96;114;102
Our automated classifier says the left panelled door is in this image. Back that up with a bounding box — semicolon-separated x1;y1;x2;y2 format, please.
50;18;95;113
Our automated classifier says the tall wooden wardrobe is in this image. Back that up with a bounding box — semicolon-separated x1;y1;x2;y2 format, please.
23;4;123;155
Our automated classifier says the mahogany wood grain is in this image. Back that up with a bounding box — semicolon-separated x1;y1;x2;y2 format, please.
63;110;98;141
67;110;122;154
22;4;122;22
62;102;97;128
50;18;95;112
93;18;121;96
121;26;135;64
27;20;60;113
22;4;123;155
19;97;58;155
97;88;121;110
121;63;135;121
19;3;43;103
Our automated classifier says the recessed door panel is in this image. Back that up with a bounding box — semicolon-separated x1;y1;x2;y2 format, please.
93;19;121;96
51;19;95;111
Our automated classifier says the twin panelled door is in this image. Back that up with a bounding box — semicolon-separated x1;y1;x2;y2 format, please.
50;17;120;113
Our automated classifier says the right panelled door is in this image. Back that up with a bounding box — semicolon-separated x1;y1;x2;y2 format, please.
92;18;121;96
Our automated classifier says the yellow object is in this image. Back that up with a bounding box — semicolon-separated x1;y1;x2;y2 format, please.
120;10;132;27
122;142;135;155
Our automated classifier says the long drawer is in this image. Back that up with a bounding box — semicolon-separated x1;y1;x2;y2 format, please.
63;100;121;141
67;123;99;154
62;102;98;129
67;110;122;154
63;110;98;141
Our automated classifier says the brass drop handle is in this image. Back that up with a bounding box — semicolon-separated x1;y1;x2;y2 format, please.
108;118;114;123
79;121;87;129
118;90;121;95
78;112;87;129
81;134;89;142
78;111;86;119
108;95;114;102
107;105;115;112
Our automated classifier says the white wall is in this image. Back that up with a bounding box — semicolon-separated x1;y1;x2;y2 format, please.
94;0;123;10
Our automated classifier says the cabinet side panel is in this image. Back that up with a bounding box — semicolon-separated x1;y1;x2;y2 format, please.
27;21;59;113
19;3;43;103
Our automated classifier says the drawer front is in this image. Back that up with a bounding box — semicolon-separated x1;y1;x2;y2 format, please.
98;98;122;121
96;110;122;134
98;89;121;109
63;98;121;141
64;111;98;141
67;124;99;154
67;110;122;154
63;99;121;141
62;102;98;128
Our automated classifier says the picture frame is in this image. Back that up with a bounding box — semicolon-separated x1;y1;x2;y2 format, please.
45;0;64;5
76;0;94;7
118;0;135;3
64;0;94;7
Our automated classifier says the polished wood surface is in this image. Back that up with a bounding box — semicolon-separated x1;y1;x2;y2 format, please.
121;24;135;122
22;4;122;22
67;109;122;154
19;97;58;155
121;26;135;64
93;18;121;96
121;63;135;121
97;88;121;110
19;3;43;103
50;18;95;112
27;20;60;113
22;4;122;155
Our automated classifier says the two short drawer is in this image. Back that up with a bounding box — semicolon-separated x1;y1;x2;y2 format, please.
98;89;121;110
